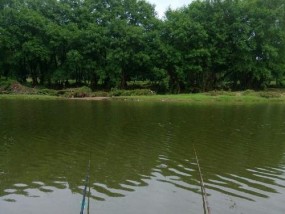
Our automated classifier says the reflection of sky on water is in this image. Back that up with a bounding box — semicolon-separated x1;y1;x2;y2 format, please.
1;163;285;214
0;184;79;214
0;174;203;214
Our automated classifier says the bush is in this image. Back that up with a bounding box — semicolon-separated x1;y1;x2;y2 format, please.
58;86;92;98
91;91;110;97
0;79;17;91
242;89;255;96
110;89;155;96
259;92;282;98
37;89;58;96
0;79;36;94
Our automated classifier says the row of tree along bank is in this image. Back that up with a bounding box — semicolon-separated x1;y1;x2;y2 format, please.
1;0;285;93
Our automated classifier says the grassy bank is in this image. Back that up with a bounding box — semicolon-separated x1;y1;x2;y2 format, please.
1;91;285;103
112;90;285;103
1;79;285;103
0;94;62;100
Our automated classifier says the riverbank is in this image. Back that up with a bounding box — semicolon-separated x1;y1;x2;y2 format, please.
1;90;285;103
113;91;285;103
0;94;62;100
1;79;285;102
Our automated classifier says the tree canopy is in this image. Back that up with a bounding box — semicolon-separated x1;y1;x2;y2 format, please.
1;0;284;92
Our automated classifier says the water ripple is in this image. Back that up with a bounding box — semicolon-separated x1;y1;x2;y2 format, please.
1;101;285;214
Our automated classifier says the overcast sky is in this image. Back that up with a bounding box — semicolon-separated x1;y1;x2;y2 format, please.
147;0;193;18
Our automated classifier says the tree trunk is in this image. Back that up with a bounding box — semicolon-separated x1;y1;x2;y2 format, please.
32;74;38;86
90;73;98;90
31;69;38;86
120;69;127;89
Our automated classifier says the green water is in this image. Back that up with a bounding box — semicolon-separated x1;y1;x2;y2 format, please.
0;100;285;214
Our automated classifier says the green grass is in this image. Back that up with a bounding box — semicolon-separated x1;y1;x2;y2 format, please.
110;88;154;96
112;92;285;103
1;79;285;104
0;94;62;100
2;91;285;103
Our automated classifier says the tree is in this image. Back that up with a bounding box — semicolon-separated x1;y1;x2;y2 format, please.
1;0;285;92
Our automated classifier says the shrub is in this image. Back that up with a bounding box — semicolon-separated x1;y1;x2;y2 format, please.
58;86;92;98
91;91;110;97
0;79;36;94
259;92;282;98
110;89;155;96
0;79;17;91
242;90;255;96
37;89;58;96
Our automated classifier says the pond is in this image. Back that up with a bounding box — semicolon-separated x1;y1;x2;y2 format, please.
0;100;285;214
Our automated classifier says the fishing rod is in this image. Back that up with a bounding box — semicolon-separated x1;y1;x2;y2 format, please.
193;145;211;214
80;155;91;214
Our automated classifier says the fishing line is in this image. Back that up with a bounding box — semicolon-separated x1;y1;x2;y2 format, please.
80;153;91;214
193;145;211;214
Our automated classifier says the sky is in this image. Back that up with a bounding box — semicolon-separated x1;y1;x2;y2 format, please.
147;0;193;18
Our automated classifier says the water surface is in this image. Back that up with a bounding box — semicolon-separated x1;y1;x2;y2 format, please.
0;100;285;213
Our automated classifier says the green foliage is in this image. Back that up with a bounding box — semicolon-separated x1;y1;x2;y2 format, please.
0;0;284;93
91;91;110;97
58;86;92;98
110;89;155;96
0;79;36;94
242;89;256;96
0;79;17;91
37;88;58;96
259;91;282;98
